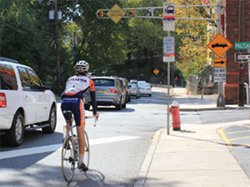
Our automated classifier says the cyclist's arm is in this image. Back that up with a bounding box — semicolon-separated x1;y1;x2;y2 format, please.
90;79;97;115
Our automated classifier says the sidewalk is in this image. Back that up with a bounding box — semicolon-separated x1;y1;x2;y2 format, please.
134;88;250;187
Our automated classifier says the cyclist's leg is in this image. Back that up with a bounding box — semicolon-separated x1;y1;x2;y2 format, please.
61;100;73;135
84;130;90;167
74;99;88;170
77;125;86;160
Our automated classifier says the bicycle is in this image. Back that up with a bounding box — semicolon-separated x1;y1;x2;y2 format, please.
61;110;97;182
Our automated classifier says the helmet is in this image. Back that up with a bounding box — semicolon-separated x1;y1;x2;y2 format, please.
74;60;89;73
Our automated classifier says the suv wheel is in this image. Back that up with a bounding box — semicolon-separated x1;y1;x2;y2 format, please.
6;111;24;146
42;105;57;133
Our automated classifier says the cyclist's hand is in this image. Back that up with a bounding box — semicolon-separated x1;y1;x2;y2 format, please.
94;113;99;121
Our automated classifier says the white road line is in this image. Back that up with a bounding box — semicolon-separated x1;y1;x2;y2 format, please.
0;136;139;160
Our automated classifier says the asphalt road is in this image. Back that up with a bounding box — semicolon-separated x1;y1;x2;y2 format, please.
0;87;168;187
0;87;249;186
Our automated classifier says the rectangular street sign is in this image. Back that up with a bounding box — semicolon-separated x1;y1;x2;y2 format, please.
234;41;250;50
214;68;226;83
163;36;175;62
212;58;226;68
163;1;175;31
236;53;250;62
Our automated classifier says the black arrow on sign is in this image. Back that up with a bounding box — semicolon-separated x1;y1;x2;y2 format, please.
214;60;225;64
211;43;228;48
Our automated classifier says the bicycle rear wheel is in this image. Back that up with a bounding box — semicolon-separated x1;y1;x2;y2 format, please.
84;131;90;167
61;136;76;182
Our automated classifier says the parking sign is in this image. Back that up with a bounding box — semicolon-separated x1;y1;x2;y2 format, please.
163;36;175;62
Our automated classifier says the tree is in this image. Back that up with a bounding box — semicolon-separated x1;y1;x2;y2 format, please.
174;0;218;79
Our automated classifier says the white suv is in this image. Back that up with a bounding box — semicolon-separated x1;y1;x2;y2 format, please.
0;57;57;146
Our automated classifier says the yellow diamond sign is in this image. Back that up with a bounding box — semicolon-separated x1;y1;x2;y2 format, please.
108;4;125;24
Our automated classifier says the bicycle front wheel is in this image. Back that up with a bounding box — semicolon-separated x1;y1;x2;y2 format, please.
61;136;76;182
84;131;90;167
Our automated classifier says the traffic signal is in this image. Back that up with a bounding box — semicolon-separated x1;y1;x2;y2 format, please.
128;9;136;17
96;10;105;18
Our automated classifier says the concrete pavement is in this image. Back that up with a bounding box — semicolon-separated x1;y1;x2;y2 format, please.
134;88;250;187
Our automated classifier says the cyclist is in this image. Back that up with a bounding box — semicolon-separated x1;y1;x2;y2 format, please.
61;60;98;171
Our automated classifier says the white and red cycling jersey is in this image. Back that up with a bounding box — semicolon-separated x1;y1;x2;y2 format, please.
61;75;97;126
63;75;95;98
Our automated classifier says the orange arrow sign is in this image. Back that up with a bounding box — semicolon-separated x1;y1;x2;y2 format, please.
207;34;233;57
212;58;226;68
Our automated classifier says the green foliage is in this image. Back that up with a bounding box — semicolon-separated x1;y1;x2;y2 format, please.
0;0;216;91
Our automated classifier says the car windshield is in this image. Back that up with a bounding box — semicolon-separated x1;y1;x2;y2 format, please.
138;81;147;86
94;79;114;87
129;84;137;88
139;83;150;88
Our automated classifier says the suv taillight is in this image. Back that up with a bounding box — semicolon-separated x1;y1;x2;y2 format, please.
0;93;7;108
109;88;118;94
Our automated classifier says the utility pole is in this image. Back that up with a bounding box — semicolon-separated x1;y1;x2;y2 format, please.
216;0;226;107
54;0;61;94
238;0;245;106
49;0;61;94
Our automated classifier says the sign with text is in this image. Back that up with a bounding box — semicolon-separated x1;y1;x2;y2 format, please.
234;41;250;50
163;36;175;62
214;68;226;83
235;53;250;62
207;34;233;57
163;1;175;31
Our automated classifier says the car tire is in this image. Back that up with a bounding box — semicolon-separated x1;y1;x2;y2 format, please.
115;99;122;110
42;105;57;134
6;111;24;147
122;102;126;109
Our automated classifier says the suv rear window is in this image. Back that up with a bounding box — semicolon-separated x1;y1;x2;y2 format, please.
94;79;115;87
0;64;18;90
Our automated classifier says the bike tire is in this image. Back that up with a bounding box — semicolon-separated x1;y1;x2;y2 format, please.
84;131;90;167
61;136;76;182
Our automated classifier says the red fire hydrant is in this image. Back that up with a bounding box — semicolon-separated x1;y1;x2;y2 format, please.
169;101;181;131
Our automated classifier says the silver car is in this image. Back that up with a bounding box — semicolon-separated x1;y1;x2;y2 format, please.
129;82;140;98
138;81;152;96
85;76;126;110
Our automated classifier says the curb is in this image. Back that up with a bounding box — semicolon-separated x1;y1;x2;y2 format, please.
180;106;250;112
133;129;164;187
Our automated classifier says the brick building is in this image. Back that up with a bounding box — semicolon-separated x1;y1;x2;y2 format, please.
223;0;250;104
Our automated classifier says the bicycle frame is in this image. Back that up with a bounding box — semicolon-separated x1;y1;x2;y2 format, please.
61;110;96;182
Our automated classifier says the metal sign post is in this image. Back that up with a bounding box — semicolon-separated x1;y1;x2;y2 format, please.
163;0;175;135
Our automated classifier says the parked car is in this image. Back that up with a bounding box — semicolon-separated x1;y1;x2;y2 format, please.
119;77;131;103
138;81;152;96
129;79;138;84
0;57;57;146
129;81;140;98
84;76;126;110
